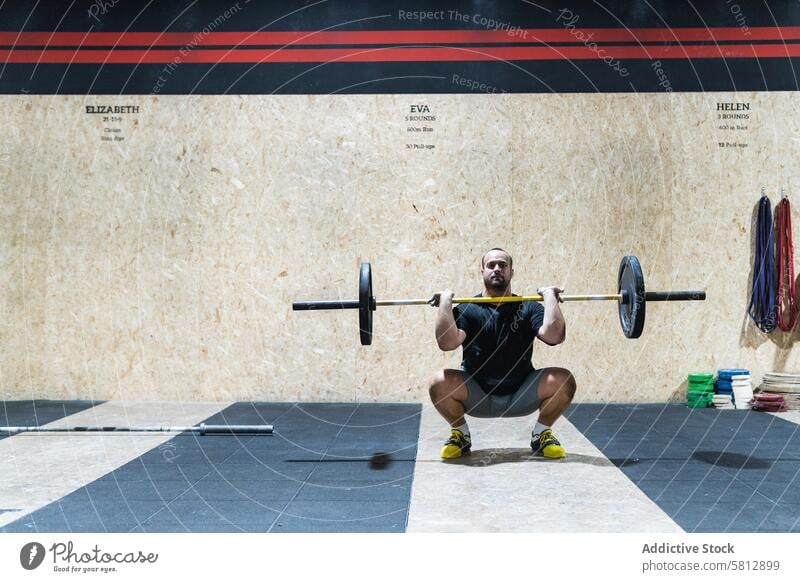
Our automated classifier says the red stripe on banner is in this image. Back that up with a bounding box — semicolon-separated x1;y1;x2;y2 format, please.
0;27;800;47
1;44;798;64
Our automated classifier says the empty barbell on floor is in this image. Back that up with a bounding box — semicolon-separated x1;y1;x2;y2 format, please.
0;423;274;435
292;255;706;345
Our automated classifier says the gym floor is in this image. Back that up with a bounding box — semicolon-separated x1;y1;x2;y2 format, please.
1;401;798;533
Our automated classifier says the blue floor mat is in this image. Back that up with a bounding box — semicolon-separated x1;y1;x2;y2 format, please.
565;403;800;532
1;402;421;533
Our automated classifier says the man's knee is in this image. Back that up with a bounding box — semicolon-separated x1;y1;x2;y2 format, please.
429;369;466;401
544;367;576;399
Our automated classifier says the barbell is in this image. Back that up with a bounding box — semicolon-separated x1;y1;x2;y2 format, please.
292;255;706;345
0;423;274;435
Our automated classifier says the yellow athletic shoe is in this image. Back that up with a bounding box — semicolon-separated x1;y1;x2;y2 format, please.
531;429;566;459
440;428;472;459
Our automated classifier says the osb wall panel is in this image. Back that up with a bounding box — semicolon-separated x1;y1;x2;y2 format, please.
0;93;798;402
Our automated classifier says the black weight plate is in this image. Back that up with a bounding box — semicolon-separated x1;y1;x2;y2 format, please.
359;262;373;345
618;255;646;339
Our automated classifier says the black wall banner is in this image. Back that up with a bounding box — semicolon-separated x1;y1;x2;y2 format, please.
0;0;798;94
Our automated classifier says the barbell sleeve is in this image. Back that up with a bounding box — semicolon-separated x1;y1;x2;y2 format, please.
197;424;274;435
644;291;706;301
293;300;360;310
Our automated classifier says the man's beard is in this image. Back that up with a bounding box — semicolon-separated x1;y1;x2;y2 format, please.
485;274;508;292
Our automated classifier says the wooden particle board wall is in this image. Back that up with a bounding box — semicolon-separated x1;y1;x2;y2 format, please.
1;92;798;402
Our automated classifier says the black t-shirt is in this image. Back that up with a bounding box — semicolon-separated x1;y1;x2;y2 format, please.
453;296;545;396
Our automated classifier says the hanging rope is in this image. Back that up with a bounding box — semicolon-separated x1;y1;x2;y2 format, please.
775;194;798;331
749;194;777;332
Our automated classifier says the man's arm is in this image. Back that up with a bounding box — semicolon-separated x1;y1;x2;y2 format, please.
536;286;566;345
429;290;466;351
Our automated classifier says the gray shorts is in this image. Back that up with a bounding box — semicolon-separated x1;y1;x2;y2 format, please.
459;367;546;418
